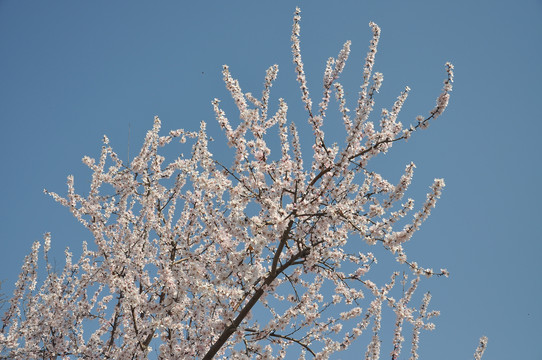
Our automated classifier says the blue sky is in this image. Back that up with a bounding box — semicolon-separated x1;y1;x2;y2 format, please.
1;1;541;358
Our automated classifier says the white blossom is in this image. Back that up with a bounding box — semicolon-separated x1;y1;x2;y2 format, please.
0;8;484;360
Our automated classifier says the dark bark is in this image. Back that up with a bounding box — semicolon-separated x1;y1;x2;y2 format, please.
202;247;309;360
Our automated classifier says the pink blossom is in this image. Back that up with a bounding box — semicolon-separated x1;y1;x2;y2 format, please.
0;8;485;360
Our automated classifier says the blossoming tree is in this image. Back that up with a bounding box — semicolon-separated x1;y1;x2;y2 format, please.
0;8;487;360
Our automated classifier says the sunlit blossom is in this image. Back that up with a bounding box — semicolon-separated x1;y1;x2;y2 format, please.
0;8;485;360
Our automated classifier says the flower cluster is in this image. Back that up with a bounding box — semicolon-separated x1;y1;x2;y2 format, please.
0;7;486;360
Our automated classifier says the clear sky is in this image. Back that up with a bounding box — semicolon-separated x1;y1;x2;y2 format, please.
1;1;541;359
